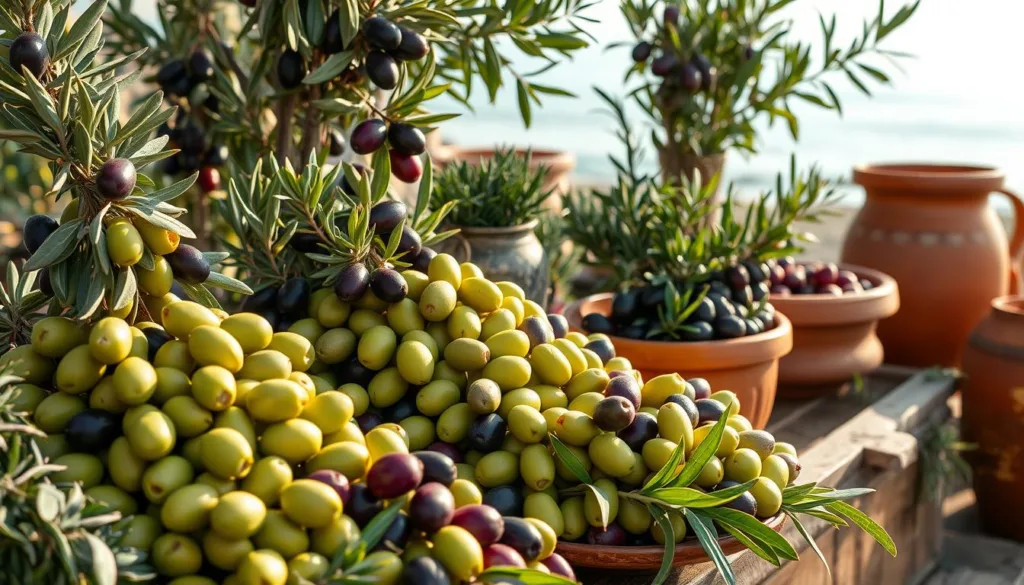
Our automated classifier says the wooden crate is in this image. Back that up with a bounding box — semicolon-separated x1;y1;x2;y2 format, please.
582;366;958;585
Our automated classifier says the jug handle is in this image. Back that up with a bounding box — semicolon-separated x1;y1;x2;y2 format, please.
451;232;472;263
997;188;1024;294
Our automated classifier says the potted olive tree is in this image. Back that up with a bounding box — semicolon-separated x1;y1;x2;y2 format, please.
620;0;919;188
563;96;840;427
429;147;554;304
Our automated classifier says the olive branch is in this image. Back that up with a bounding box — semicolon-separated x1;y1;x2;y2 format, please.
550;413;896;585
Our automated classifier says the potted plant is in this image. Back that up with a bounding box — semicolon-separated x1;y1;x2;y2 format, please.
563;97;838;427
618;0;919;188
767;260;900;395
433;146;576;211
430;147;554;304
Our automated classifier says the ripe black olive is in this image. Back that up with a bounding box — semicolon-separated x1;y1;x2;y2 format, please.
10;33;48;78
276;277;311;316
411;248;436;273
387;123;426;156
366;51;399;90
370;267;408;303
277;49;307;90
241;285;278;312
631;41;652;62
363;16;402;51
23;215;58;255
350;119;389;155
165;244;211;284
188;48;215;82
714;315;746;339
96;158;137;200
328;129;346;156
468;413;507;453
581;313;615;335
322;11;347;54
369;200;408;233
392;26;429;61
335;262;371;302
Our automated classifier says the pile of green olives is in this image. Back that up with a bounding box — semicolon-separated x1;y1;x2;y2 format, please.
2;252;803;582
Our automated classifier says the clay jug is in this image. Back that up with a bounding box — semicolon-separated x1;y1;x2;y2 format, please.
841;164;1024;367
962;296;1024;541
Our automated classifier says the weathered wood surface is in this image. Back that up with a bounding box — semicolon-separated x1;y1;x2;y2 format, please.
580;366;957;585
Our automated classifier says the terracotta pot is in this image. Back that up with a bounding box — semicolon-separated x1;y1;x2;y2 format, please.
435;220;550;305
564;293;792;429
432;146;575;211
773;264;900;396
962;295;1024;542
841;164;1024;367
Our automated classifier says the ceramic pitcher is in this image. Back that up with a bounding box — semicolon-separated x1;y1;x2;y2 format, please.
841;164;1024;367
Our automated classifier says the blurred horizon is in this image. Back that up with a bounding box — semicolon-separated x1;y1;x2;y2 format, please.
122;0;1024;205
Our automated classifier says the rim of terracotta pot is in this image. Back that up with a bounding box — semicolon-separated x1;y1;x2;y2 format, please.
450;219;540;237
436;146;575;171
564;293;793;371
992;295;1024;315
768;264;900;327
853;163;1005;192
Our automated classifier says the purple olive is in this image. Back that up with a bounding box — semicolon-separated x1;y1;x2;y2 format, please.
366;453;424;499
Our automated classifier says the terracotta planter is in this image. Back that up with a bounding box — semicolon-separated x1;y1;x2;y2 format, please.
564;293;792;429
962;295;1024;542
773;265;900;396
434;220;550;305
432;146;575;211
841;164;1024;367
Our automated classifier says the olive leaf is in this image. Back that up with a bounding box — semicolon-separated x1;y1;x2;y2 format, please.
548;434;593;484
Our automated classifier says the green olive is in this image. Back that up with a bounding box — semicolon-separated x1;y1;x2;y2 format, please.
187;325;244;372
693;457;724;489
520;443;556;491
447;305;482;340
348;309;387;336
31;317;87;359
196;472;236;495
508;405;547;444
55;345;107;395
618;497;652;534
255;510;309;559
387;298;424;335
431;526;483;582
121;515;162;551
151;367;191;404
431;360;466;389
106;219;144;267
317;293;352;329
161;300;219;339
396;340;435;385
162;396;213;438
201;427;255;480
693;424;739;457
281;479;343;528
300;391;354;434
426;322;453;353
33;392;85;433
552;410;599;447
202;531;253;572
220;312;273;353
402;270;430;301
245;379;308;422
307;441;370;481
50;453;104;488
482;356;531;391
427;254;462;289
259;418;323;465
0;345;55;385
524;493;564;537
457;277;503;313
214;406;258;451
443;338;490;372
475;450;519;488
651;510;687;544
241;456;293;506
568;391;604;417
358;325;397;371
161;483;219;533
497;387;541;420
189;365;236;411
368;367;409;408
450;478;483;508
480;308;516;340
641;438;679;475
554;443;592;483
236;549;288;585
640;373;688;408
724;448;763;483
727;414;753;433
311;515;360;558
338;383;369;416
564;368;610;401
154;340;196;372
267;332;315;372
436;403;474;444
9;383;48;415
151;533;202;577
485;329;530;359
749;476;782;517
761;454;791;490
314;328;357;365
365;426;409;462
107;436;145;492
126;410;176;461
530;344;573;387
400;415;436;450
416;380;461;417
658;402;695;452
560;497;587;540
590;433;637;478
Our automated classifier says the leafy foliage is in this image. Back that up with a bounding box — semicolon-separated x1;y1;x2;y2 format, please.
431;147;553;228
619;0;920;160
0;373;155;584
103;0;593;172
563;92;841;298
0;141;55;223
0;0;249;328
217;149;455;290
551;412;897;585
0;264;49;352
